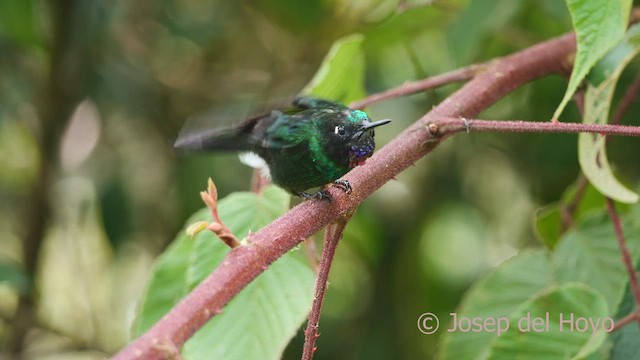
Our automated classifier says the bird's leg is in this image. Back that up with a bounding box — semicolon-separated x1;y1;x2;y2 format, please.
332;179;352;194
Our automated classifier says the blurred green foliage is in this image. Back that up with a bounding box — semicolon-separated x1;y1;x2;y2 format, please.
1;0;640;359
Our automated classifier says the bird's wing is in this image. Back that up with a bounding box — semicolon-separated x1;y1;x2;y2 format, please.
253;113;313;154
174;97;313;153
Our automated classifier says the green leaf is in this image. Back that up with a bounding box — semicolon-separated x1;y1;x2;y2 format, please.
535;205;563;250
0;0;41;48
440;200;640;359
552;0;631;119
588;25;640;85
302;34;366;104
134;186;316;360
0;258;29;295
534;179;606;250
552;212;640;314
488;283;609;360
578;24;640;203
183;253;314;359
608;259;640;359
447;0;522;66
438;250;556;360
362;0;398;24
363;6;442;47
133;218;201;335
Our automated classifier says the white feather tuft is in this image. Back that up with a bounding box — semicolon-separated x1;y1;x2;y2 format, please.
239;152;271;180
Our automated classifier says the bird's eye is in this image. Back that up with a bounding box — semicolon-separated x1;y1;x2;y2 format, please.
334;125;346;136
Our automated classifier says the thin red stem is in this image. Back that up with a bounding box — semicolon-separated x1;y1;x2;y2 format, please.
607;75;640;147
606;198;640;307
349;65;481;109
560;175;589;235
301;218;351;360
612;74;640;125
431;117;640;137
613;309;640;332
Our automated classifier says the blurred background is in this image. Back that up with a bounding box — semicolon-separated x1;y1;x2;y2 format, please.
1;0;640;359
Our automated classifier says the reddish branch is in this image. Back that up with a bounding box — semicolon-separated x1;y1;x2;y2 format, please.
613;309;640;331
612;73;640;125
560;176;589;234
349;64;481;109
301;215;353;360
112;32;640;359
606;199;640;307
427;117;640;136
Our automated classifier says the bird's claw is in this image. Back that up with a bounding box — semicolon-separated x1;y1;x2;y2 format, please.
297;180;351;201
333;179;352;194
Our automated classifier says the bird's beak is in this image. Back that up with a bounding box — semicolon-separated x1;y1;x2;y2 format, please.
361;119;391;130
354;119;391;138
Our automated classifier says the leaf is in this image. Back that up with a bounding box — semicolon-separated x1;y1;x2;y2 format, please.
535;205;563;250
0;258;29;295
133;226;198;335
588;24;640;85
578;24;640;203
447;0;523;66
38;178;115;345
362;0;398;24
363;6;442;47
183;253;313;360
552;211;640;316
302;34;366;104
134;186;316;360
608;259;640;360
0;118;40;190
438;250;556;360
488;283;609;360
0;0;41;48
440;200;640;359
552;0;631;119
534;179;606;250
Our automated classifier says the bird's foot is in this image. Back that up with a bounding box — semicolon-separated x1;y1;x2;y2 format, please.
297;190;330;201
332;179;352;194
297;180;351;201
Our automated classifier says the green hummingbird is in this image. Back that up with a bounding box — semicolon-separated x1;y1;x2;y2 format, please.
174;96;391;199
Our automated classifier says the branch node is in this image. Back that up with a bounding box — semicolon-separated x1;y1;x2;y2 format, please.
613;308;640;332
152;337;183;360
427;123;439;135
461;117;471;133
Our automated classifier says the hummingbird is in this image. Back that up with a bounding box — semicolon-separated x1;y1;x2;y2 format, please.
174;96;391;200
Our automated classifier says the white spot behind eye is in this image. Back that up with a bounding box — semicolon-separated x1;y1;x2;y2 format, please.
334;125;345;136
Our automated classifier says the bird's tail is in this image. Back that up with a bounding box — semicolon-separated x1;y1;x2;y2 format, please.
173;126;252;153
